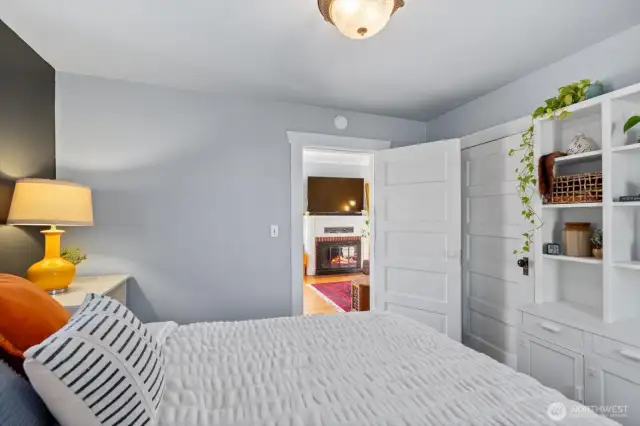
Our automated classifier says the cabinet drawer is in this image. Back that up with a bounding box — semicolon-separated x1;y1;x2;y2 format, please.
594;335;640;367
523;314;583;350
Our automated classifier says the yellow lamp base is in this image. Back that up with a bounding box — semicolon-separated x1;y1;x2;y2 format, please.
27;226;76;293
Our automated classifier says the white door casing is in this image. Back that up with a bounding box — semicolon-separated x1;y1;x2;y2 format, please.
462;127;535;368
374;140;462;341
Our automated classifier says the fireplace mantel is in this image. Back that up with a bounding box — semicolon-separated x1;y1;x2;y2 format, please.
303;215;369;276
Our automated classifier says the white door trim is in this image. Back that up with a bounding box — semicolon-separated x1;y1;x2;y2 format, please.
460;116;530;150
288;131;392;316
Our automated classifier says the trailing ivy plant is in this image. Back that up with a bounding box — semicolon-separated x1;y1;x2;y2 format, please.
508;79;592;254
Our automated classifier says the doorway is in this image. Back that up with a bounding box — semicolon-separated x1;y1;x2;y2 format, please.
302;148;373;315
288;132;391;316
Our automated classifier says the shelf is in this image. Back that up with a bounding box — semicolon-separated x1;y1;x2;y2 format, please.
554;150;602;165
613;261;640;270
613;201;640;207
543;254;603;265
612;144;640;154
542;202;603;209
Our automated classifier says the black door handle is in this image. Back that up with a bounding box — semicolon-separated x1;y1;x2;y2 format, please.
517;257;529;276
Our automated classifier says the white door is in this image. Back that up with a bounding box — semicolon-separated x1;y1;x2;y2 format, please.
374;140;461;341
518;333;585;403
586;355;640;426
462;134;535;367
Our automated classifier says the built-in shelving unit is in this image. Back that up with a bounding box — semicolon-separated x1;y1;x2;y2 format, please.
533;82;640;324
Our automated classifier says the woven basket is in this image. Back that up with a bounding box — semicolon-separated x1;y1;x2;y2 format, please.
545;172;603;205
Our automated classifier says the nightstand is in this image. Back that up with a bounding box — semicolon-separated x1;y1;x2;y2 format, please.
51;275;129;313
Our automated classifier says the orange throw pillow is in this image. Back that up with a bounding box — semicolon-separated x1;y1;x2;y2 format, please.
0;274;71;357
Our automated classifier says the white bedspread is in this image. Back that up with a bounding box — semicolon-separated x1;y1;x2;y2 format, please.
159;312;618;426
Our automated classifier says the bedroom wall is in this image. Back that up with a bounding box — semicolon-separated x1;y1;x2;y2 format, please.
0;19;55;276
424;23;640;140
55;72;427;323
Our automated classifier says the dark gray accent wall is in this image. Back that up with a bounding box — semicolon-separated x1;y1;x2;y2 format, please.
0;19;55;275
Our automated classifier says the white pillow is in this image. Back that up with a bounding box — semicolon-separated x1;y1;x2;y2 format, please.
24;294;166;426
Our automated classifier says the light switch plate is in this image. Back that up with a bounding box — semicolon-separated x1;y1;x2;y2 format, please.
271;225;278;238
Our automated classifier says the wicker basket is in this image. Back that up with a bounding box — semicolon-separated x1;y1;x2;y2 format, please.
545;172;603;205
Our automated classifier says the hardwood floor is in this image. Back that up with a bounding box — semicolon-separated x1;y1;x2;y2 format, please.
303;273;364;315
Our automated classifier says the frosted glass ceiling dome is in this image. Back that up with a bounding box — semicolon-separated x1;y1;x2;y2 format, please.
318;0;405;40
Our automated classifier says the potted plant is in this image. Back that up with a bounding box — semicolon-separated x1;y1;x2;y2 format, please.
591;229;603;259
61;247;87;266
624;116;640;142
509;79;593;254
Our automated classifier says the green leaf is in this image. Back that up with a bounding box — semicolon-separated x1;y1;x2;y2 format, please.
624;116;640;133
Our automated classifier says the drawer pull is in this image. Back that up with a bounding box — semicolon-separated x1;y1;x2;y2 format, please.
540;322;562;333
619;349;640;362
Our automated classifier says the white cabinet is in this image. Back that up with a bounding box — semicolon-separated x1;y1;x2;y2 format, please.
515;81;640;425
518;333;584;402
585;355;640;426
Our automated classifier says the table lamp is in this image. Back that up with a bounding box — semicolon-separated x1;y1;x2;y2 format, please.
7;179;93;294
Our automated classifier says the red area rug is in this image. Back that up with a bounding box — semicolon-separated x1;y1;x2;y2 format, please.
308;281;352;312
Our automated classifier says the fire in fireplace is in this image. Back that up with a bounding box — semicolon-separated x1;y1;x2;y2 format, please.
315;236;361;275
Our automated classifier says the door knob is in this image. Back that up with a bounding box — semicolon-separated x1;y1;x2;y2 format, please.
517;257;529;276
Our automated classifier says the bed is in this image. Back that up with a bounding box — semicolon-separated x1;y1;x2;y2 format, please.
155;312;618;426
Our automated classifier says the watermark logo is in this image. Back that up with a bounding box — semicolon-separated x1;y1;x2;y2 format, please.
547;402;628;421
547;402;567;422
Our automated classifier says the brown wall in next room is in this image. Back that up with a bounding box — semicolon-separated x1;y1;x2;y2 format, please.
0;19;55;275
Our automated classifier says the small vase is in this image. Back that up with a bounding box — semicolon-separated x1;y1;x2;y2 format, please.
592;248;603;259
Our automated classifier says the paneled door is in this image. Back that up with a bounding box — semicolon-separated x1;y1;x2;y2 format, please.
462;133;535;367
374;140;461;341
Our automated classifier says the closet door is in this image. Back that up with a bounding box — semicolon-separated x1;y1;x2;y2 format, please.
462;133;535;368
374;140;461;341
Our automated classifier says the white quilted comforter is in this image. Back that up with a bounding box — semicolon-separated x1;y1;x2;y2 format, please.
159;312;618;426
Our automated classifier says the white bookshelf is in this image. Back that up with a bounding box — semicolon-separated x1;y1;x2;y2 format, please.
533;82;640;324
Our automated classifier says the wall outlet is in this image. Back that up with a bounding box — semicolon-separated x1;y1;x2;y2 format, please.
271;225;279;238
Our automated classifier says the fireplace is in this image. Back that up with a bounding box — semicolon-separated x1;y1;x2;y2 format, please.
315;236;361;275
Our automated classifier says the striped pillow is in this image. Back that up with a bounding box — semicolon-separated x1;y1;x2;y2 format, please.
24;294;165;426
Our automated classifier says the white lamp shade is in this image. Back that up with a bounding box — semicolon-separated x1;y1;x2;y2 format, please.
7;179;94;226
330;0;394;39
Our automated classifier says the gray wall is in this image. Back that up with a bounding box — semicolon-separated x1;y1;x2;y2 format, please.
424;24;640;140
0;19;55;276
55;73;426;323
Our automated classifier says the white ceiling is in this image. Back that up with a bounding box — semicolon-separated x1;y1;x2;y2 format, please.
2;0;640;121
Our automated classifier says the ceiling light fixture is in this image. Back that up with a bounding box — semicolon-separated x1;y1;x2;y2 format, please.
318;0;405;40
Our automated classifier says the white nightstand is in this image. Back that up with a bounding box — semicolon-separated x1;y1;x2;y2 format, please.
52;275;129;313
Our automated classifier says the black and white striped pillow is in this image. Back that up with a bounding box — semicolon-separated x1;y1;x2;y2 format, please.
24;294;165;426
